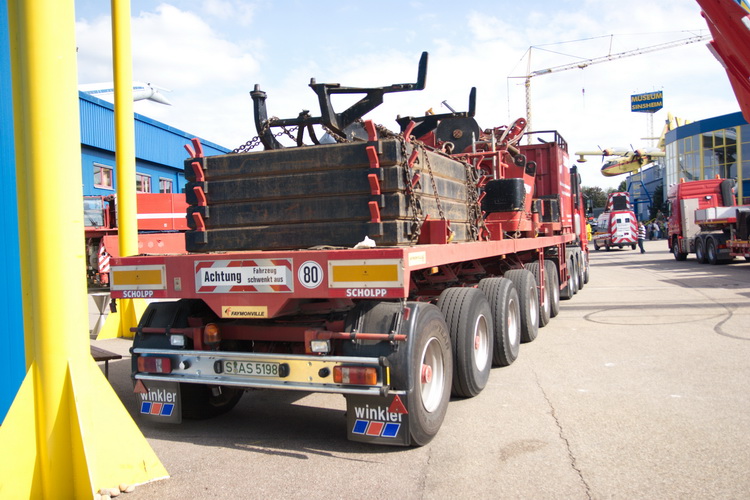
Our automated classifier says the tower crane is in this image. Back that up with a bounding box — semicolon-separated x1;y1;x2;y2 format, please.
508;33;712;142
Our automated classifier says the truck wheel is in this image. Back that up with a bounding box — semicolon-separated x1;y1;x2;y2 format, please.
582;256;590;285
544;260;561;317
134;300;244;420
631;244;636;250
706;237;719;265
525;262;551;327
605;243;611;252
351;302;452;446
181;384;244;420
695;237;707;264
478;278;520;367
503;269;539;343
399;304;452;446
560;257;577;300
570;257;580;295
594;241;600;251
437;287;493;398
672;237;688;261
576;254;585;290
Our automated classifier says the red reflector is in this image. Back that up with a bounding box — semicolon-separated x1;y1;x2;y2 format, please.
137;356;172;374
333;366;378;385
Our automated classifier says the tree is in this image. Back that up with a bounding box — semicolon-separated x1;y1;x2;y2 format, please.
617;180;627;192
582;186;607;209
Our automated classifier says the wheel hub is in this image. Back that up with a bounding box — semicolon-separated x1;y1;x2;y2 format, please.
421;364;433;384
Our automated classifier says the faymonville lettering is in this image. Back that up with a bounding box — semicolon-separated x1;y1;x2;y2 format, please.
204;270;242;284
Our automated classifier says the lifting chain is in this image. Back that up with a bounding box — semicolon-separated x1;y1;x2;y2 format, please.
463;161;488;241
232;118;299;153
400;136;424;243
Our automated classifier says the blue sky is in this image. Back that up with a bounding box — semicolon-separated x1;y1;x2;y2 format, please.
73;0;740;189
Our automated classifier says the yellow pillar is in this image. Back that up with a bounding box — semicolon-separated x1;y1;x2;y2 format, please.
98;0;142;340
0;0;167;496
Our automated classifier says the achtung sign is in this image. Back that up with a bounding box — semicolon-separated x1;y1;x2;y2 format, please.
631;91;663;113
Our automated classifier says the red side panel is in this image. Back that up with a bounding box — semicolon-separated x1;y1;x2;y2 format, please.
136;193;189;231
697;0;750;122
102;232;186;259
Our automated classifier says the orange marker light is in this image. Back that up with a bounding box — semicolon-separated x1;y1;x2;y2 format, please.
204;323;221;345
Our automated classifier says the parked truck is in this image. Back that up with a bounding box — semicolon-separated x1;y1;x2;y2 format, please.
592;191;638;251
85;193;189;288
109;53;590;446
668;178;750;263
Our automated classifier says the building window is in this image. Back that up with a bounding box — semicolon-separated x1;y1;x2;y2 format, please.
93;163;113;189
159;178;173;193
136;173;151;193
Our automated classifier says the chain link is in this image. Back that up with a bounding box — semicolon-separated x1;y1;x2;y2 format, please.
232;118;299;153
400;137;424;243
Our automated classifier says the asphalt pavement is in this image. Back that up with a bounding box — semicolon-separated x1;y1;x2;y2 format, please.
92;239;750;499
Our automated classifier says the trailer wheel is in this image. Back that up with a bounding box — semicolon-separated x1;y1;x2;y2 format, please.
134;300;243;420
575;253;585;291
695;237;707;264
503;269;539;343
544;260;561;317
672;237;688;261
525;262;550;327
570;257;580;295
478;278;520;366
437;287;493;398
181;384;244;420
560;256;577;300
582;255;590;285
706;237;719;265
400;304;452;446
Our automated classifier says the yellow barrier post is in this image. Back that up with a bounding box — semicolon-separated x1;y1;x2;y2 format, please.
0;0;168;496
96;0;142;340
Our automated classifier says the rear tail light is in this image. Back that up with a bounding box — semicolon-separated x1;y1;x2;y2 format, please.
333;366;378;385
137;356;172;374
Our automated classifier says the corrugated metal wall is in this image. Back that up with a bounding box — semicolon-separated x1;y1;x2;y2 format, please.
0;0;26;423
78;93;230;197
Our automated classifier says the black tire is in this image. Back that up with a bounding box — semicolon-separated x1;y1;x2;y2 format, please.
570;257;580;295
478;278;521;367
349;302;452;446
582;255;590;285
605;243;611;252
135;300;243;420
526;262;551;327
386;303;452;446
437;287;493;398
503;269;539;343
181;384;244;420
695;237;707;264
576;253;585;290
544;260;561;318
560;256;577;300
672;237;688;261
706;237;719;265
594;240;600;251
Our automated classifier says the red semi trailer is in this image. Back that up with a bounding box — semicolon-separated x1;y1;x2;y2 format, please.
109;53;590;445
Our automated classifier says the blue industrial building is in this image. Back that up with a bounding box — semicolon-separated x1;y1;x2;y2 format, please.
1;88;230;423
664;111;750;204
627;163;665;221
79;92;229;197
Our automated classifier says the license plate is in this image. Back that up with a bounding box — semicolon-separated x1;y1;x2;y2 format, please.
222;360;280;377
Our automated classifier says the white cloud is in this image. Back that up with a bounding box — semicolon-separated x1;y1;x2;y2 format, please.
74;0;741;189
